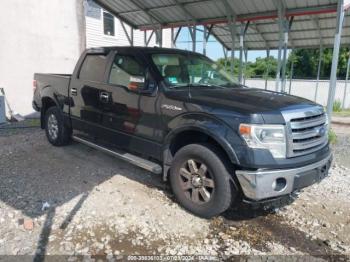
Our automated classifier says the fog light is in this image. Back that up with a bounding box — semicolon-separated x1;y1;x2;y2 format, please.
272;177;287;192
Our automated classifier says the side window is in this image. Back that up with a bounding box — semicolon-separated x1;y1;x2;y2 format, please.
79;54;107;82
103;11;115;36
108;55;147;91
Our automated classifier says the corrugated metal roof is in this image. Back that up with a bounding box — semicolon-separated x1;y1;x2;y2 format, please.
94;0;350;50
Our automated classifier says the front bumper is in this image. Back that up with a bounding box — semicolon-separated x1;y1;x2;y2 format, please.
236;153;333;201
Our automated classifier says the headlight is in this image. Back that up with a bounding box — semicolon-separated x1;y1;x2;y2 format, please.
239;124;287;158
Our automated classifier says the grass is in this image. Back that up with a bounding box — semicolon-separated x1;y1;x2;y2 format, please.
333;109;350;117
328;129;337;145
333;100;342;112
26;118;40;127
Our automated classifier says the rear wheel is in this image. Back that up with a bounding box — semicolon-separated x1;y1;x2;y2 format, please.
170;143;234;218
44;107;71;146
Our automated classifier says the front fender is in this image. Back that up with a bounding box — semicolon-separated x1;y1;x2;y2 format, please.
164;113;243;165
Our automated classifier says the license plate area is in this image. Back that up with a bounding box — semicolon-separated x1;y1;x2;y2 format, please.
293;160;331;190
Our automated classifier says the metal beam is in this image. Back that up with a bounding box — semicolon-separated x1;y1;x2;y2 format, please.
250;23;269;49
215;24;350;40
127;0;163;26
129;3;340;30
121;22;133;46
119;1;337;18
171;27;183;48
327;0;346;123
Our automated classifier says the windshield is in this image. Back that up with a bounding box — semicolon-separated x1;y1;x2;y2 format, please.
151;53;240;89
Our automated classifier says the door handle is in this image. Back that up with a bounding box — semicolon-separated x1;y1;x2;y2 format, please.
99;92;110;103
71;88;77;96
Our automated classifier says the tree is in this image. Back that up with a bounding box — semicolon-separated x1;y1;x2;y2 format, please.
286;48;350;79
217;47;350;80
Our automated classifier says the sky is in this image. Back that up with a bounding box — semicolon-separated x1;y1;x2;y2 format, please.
175;26;280;62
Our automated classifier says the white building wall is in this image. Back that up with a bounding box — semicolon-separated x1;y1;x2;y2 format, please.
85;0;171;48
0;0;84;116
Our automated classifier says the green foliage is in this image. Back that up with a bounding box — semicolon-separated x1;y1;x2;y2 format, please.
333;100;342;112
217;47;350;80
333;109;350;117
328;129;337;145
218;56;277;79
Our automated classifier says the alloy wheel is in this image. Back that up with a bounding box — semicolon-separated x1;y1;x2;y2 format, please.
179;159;215;204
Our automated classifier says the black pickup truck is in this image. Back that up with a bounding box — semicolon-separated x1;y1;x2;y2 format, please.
33;46;332;218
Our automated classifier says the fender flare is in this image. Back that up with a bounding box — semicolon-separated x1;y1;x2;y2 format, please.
162;114;242;180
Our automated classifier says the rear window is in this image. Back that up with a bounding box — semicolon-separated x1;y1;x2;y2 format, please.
79;54;107;82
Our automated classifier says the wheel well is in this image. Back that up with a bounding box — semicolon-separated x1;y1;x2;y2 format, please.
167;130;232;167
40;97;57;128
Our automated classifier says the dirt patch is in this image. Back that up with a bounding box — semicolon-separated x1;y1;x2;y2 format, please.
1;123;350;258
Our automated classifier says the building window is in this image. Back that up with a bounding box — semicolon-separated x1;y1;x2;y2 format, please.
103;11;115;36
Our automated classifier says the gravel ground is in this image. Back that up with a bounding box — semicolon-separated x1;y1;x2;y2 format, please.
0;123;349;260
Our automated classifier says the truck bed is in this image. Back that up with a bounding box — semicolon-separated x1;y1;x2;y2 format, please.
33;73;72;112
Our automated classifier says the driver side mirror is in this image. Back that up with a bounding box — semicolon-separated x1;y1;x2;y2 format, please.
127;79;157;95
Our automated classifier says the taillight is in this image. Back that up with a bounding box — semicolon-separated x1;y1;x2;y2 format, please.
33;80;37;91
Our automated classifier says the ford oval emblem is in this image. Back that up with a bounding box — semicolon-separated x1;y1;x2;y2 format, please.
318;127;326;136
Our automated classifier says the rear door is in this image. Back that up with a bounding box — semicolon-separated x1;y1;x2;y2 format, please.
69;52;111;134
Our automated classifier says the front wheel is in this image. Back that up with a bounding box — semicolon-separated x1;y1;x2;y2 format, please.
169;143;235;218
44;107;71;146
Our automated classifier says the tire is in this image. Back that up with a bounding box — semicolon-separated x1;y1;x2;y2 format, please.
169;143;235;218
44;107;71;146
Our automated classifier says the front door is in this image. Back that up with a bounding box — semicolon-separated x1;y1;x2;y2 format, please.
99;50;163;160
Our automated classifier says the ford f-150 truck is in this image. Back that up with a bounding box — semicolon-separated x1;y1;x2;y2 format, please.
33;46;332;218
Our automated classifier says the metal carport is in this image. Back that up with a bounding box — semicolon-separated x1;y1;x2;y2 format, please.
94;0;350;122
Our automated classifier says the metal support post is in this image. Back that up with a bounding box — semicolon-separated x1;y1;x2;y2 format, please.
315;43;323;102
327;0;345;123
228;20;236;77
238;22;250;84
190;26;196;52
281;17;294;93
171;28;175;48
223;47;228;71
131;28;134;46
275;2;292;92
343;53;350;109
288;53;294;94
203;26;207;55
243;48;248;85
156;29;163;47
265;49;270;90
203;25;213;56
275;3;284;92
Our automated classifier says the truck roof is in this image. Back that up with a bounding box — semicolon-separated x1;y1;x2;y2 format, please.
86;46;204;56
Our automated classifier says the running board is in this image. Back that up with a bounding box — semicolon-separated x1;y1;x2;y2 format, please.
72;135;162;175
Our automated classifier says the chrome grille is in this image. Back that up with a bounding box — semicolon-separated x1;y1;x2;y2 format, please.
282;107;328;157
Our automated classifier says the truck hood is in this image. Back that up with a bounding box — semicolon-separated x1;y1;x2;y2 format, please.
168;87;317;112
165;87;319;124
